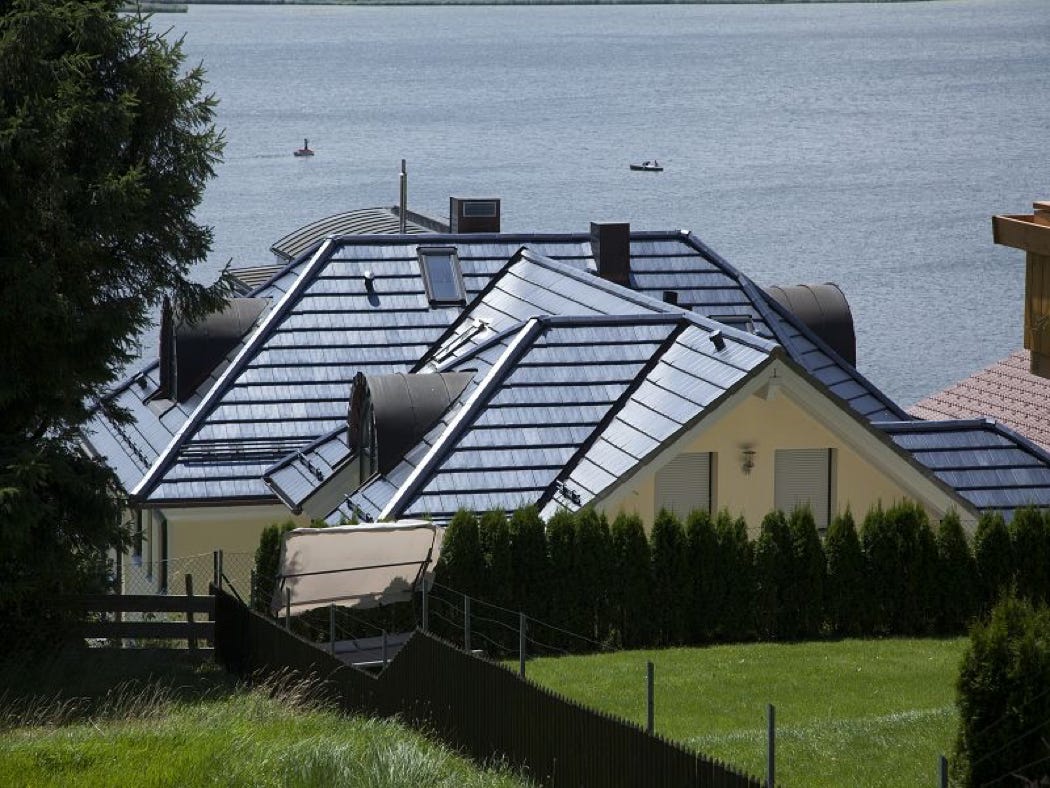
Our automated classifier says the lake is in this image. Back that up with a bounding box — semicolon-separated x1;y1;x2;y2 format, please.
164;0;1050;406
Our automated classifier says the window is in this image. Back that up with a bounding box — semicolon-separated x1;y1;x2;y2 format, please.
418;246;465;304
704;313;755;333
655;452;713;518
359;395;378;482
774;448;834;528
461;200;498;217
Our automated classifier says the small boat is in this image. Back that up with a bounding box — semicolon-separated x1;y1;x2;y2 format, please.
294;138;315;157
630;160;663;172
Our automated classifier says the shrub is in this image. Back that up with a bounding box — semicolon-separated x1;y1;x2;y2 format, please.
753;510;792;639
508;506;550;619
650;509;690;645
788;506;826;639
609;512;652;648
862;501;938;634
433;509;485;600
714;510;754;642
253;520;298;614
824;510;866;636
953;595;1050;787
574;509;613;642
973;512;1013;613
685;509;719;643
478;510;513;609
547;510;579;642
935;510;976;633
1009;507;1050;605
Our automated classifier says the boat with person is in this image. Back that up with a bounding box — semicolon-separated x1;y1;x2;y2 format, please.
630;160;663;172
294;138;315;157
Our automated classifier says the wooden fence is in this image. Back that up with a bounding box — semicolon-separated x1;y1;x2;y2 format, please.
71;577;214;648
212;586;762;788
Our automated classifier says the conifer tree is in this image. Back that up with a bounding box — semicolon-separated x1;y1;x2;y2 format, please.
574;508;612;642
754;510;792;639
935;510;976;633
714;510;754;641
788;506;826;639
685;509;718;643
1009;507;1050;604
824;509;866;635
650;508;690;645
434;509;485;599
609;511;652;648
973;512;1013;613
508;505;550;619
546;509;579;644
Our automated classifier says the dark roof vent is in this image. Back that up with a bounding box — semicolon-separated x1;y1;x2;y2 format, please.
765;283;857;366
590;221;631;286
155;297;267;403
709;330;726;351
450;197;500;234
663;290;679;306
348;371;473;474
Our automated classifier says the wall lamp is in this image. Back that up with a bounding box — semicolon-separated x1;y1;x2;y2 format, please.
741;448;756;475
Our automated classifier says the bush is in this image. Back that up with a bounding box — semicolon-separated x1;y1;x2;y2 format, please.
935;510;976;633
953;595;1050;787
650;509;690;645
825;509;866;636
478;510;513;609
973;512;1013;613
547;510;579;643
753;510;792;640
788;506;826;639
685;509;719;643
434;509;485;600
253;520;298;614
609;512;652;648
714;510;754;642
508;506;550;619
1010;507;1050;605
574;509;612;642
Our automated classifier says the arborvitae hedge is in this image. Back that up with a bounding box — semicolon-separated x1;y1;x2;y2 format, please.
508;506;549;619
973;512;1012;611
1009;507;1050;605
546;509;579;646
610;511;652;648
252;520;298;613
715;510;754;642
479;509;513;609
936;510;976;633
434;509;485;600
754;510;792;640
650;509;690;645
825;509;866;636
789;507;826;640
954;595;1050;787
685;509;718;643
863;501;938;635
574;508;612;641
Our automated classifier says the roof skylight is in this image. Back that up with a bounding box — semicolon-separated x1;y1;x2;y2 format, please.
418;246;465;305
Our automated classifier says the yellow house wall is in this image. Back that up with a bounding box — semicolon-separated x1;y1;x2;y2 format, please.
599;388;927;535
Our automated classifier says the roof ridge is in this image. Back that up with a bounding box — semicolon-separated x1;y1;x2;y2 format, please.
130;237;339;503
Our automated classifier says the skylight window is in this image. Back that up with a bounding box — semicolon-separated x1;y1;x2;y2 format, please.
418;246;465;305
704;313;755;334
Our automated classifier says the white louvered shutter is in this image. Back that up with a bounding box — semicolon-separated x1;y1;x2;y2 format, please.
774;448;831;527
655;453;712;518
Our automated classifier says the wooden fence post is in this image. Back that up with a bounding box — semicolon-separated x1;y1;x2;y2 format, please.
185;574;197;651
329;604;336;656
767;703;776;788
217;550;224;591
463;594;471;652
284;587;291;631
213;551;219;588
249;569;256;611
382;630;389;668
647;661;655;735
421;580;429;633
939;755;948;788
519;613;526;678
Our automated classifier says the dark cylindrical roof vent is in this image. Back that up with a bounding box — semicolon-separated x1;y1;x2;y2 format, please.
590;221;631;286
765;283;857;367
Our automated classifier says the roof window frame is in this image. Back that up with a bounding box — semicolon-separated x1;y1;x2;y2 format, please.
417;246;466;306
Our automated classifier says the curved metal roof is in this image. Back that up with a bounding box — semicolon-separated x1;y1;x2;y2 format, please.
270;207;446;262
765;283;856;367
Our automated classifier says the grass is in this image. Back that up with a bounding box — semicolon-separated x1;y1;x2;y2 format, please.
0;649;527;788
523;637;967;787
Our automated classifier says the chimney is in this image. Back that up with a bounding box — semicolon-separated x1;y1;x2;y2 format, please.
590;221;631;286
993;200;1050;377
450;197;500;233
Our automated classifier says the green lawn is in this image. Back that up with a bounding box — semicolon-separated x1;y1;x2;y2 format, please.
524;638;966;787
0;650;526;788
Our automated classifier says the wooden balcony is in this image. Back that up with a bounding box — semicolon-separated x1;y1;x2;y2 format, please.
993;202;1050;377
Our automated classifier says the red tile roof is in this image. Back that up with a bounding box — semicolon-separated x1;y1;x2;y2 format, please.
910;350;1050;450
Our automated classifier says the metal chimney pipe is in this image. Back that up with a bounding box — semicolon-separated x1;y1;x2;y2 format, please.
399;159;407;234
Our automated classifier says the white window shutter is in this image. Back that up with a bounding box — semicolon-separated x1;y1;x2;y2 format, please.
655;452;712;518
774;448;831;527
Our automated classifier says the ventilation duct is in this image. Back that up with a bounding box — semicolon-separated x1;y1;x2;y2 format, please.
765;283;857;367
590;221;631;286
450;197;500;233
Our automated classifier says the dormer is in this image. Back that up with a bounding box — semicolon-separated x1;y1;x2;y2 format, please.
153;297;267;403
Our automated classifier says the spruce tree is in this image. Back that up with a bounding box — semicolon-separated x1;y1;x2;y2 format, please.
825;509;866;636
1;0;226;646
973;512;1013;614
650;508;690;645
609;511;652;648
1009;507;1050;604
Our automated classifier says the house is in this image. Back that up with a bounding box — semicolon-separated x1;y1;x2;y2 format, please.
82;204;1050;591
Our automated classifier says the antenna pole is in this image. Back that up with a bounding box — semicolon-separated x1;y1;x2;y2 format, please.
399;159;407;234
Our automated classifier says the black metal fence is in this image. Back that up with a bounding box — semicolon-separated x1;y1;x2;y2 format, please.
212;586;762;788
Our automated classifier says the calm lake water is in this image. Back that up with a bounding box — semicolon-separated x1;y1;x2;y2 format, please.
164;0;1050;406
